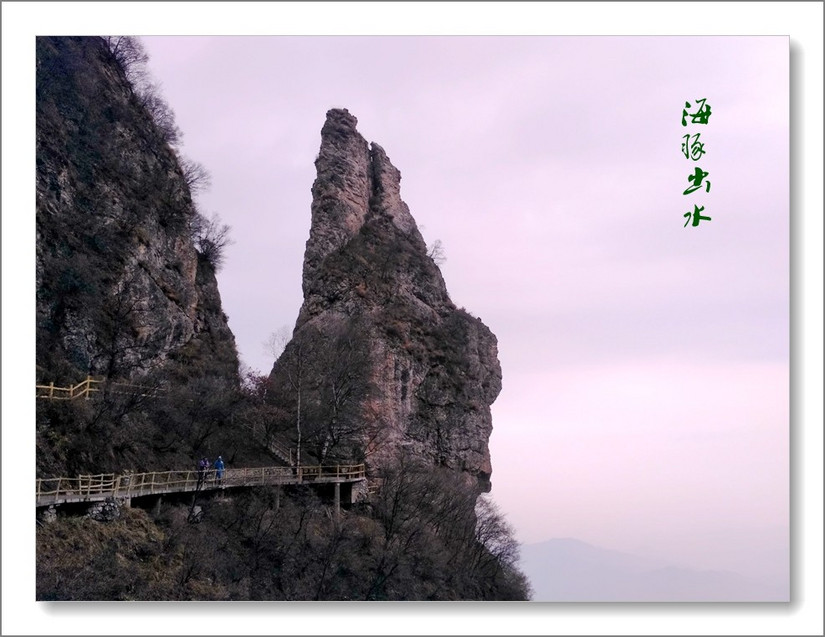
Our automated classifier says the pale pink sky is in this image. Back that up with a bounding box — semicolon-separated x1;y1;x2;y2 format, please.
3;2;823;633
139;35;789;582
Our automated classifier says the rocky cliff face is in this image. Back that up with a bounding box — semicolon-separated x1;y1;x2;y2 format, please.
35;37;238;386
270;109;501;492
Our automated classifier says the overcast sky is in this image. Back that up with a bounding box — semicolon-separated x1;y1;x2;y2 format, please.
4;2;824;634
139;34;789;584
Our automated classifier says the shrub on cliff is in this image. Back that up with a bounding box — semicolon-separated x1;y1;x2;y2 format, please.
191;211;232;272
38;472;530;601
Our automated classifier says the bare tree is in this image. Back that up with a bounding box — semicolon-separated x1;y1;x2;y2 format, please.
472;495;520;569
272;340;306;467
101;37;183;148
236;366;293;458
179;156;212;194
136;82;182;146
191;211;233;271
263;325;292;362
303;321;371;463
85;274;169;382
102;36;148;87
427;239;447;266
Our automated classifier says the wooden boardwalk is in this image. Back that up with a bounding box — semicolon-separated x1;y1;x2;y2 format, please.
36;464;366;508
36;376;162;401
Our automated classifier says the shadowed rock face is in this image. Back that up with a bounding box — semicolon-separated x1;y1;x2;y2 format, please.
272;108;501;493
35;36;238;385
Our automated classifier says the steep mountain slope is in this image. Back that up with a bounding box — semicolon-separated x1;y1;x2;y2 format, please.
36;36;240;476
36;36;238;388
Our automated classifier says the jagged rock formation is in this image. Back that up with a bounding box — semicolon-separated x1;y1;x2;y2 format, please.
34;44;529;603
35;36;238;386
270;109;502;492
35;37;241;478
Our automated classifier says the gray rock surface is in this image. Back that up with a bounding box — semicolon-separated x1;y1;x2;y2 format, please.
86;498;122;522
35;37;238;385
271;109;501;493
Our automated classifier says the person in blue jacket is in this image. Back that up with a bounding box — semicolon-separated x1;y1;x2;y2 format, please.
214;456;225;485
197;457;208;486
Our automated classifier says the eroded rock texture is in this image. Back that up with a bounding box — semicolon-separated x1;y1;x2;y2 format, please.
35;36;238;386
270;109;501;492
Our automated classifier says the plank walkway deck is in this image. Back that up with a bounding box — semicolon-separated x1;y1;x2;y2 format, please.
36;464;366;507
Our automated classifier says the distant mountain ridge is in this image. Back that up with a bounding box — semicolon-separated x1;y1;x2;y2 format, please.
520;538;788;602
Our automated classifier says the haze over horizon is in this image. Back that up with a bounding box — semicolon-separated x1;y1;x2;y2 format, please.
139;34;790;594
520;537;788;602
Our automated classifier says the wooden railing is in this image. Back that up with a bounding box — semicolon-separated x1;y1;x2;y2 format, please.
267;439;295;465
238;421;296;466
36;376;164;400
36;464;366;507
39;376;300;467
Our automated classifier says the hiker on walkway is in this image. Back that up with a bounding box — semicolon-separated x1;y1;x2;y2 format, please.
214;456;225;485
197;457;208;486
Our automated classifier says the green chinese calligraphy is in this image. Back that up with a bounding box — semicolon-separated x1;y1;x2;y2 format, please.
681;98;712;126
684;204;711;227
683;166;711;195
681;133;706;160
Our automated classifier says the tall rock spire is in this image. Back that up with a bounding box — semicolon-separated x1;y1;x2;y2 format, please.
302;109;429;283
302;108;429;304
302;109;372;286
272;108;501;493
